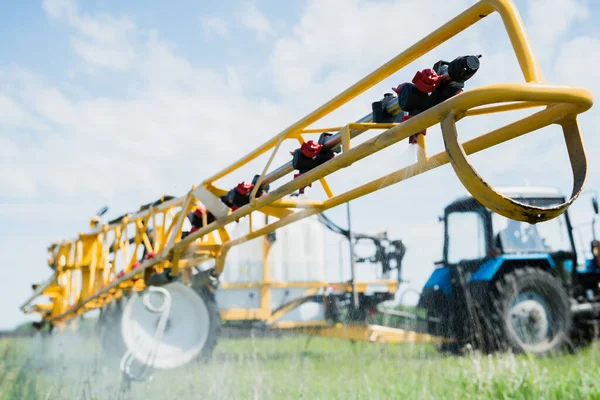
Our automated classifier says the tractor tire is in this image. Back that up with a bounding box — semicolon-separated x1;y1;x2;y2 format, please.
418;290;465;355
487;267;572;356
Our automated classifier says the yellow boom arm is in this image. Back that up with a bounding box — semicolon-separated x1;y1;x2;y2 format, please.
21;0;593;325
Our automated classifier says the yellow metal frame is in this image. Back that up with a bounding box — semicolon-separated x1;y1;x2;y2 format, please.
290;324;448;344
218;281;398;324
21;0;593;338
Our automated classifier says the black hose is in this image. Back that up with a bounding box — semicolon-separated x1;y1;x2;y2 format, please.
317;212;350;237
316;212;406;275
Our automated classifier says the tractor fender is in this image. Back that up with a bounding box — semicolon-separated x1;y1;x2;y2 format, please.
422;266;452;296
470;254;556;282
422;254;557;296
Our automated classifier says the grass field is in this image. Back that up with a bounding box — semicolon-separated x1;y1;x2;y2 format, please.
1;331;600;400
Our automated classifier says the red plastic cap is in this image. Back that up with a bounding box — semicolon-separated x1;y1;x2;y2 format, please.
392;83;406;95
144;252;156;260
401;115;427;144
300;140;323;158
194;206;206;217
293;173;312;194
235;182;255;195
412;68;442;93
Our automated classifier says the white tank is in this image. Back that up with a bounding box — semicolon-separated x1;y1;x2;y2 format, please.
220;214;328;284
215;214;329;321
220;216;264;283
268;215;327;282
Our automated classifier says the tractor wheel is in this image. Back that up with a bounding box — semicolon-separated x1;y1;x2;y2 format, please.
488;267;572;356
418;291;465;355
120;281;220;369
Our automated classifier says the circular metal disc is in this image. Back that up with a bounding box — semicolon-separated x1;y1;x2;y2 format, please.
121;282;210;369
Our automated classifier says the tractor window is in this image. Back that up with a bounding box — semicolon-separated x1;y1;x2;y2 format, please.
446;211;486;264
493;205;572;254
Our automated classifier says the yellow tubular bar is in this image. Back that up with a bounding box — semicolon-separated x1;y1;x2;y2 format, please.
291;324;450;344
443;103;587;223
218;281;397;291
22;0;593;325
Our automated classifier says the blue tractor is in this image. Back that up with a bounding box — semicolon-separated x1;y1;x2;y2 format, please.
418;187;600;356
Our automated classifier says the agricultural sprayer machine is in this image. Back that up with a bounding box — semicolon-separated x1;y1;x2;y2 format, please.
20;0;593;379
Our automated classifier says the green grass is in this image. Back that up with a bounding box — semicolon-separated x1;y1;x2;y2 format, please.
1;332;600;400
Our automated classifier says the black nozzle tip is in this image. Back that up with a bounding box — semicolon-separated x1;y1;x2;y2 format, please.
466;55;480;71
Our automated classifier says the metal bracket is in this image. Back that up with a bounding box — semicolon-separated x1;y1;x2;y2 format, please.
442;104;588;224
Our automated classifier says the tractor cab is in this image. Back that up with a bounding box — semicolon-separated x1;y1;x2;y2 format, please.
442;187;577;284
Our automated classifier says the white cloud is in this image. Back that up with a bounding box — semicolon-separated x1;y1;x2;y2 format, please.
0;32;292;205
267;0;480;113
34;88;77;126
43;0;137;70
0;174;36;199
199;16;229;39
238;5;273;42
0;94;27;126
553;35;600;181
70;36;135;70
526;0;588;65
554;36;600;96
42;0;76;19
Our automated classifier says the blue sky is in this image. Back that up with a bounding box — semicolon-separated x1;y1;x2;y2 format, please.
1;0;600;329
